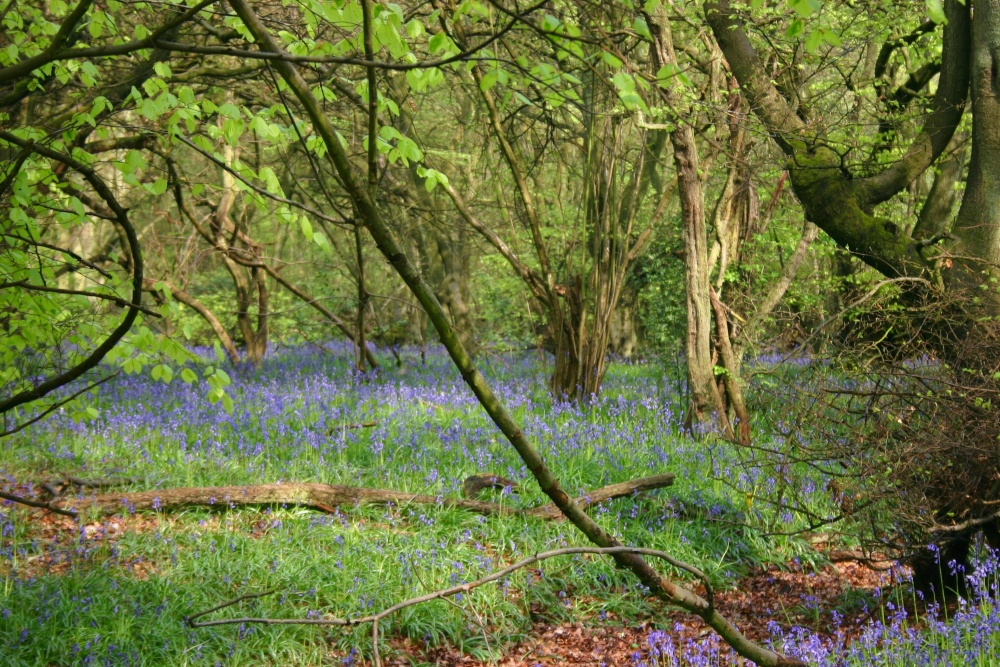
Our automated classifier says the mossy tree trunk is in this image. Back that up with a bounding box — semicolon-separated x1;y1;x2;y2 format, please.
706;0;971;283
706;0;1000;586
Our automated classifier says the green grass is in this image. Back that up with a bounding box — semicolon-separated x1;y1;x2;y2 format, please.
0;350;835;666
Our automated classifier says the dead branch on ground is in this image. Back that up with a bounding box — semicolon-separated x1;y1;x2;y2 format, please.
187;545;710;667
43;473;673;520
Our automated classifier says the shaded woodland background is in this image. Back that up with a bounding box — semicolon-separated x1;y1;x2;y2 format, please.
5;1;1000;665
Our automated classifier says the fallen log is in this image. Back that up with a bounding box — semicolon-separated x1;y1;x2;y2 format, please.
529;474;678;520
51;473;675;520
41;476;145;499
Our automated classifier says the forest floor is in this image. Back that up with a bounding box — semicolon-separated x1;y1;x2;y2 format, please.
378;559;889;666
2;346;996;666
11;502;890;667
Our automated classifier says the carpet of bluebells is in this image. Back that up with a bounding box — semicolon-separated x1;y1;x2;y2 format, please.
1;344;999;666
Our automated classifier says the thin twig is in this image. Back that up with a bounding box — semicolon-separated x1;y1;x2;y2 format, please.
1;233;113;278
0;490;78;517
327;421;377;435
174;135;352;228
187;546;712;629
780;277;934;364
0;281;161;317
0;372;121;438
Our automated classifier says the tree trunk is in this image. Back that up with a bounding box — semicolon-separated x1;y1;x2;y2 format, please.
145;280;241;364
949;2;1000;307
674;124;726;425
390;73;477;354
646;6;726;425
609;286;642;358
353;222;369;372
549;280;585;399
914;136;966;241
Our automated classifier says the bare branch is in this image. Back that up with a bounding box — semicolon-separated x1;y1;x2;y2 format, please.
0;0;95;84
0;372;120;439
1;233;113;279
0;490;78;517
2;280;160;317
187;546;713;629
0;133;144;416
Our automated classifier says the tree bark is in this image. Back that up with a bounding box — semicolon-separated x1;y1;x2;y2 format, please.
950;1;1000;305
647;7;726;425
914;137;966;241
705;0;970;280
710;288;750;445
675;123;727;425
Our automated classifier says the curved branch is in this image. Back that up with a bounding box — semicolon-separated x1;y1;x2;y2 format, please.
0;489;78;517
37;0;546;73
744;220;820;336
2;233;113;279
703;0;804;152
262;266;379;369
2;280;159;317
705;1;953;279
144;279;241;364
0;0;216;84
873;20;936;81
175;135;352;228
858;0;970;205
884;61;941;114
0;372;119;438
187;546;712;630
707;0;968;210
194;0;544;69
441;182;549;303
0;134;143;416
0;0;94;84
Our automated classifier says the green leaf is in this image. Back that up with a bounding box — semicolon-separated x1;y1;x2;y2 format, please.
147;177;168;196
632;16;652;41
805;28;823;52
926;0;946;23
612;71;635;93
601;51;623;69
223;118;244;147
541;14;561;32
405;19;424;38
218;103;242;119
479;68;499;92
789;0;821;18
313;231;331;252
656;63;691;88
428;32;449;53
416;166;449;192
154;364;173;383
